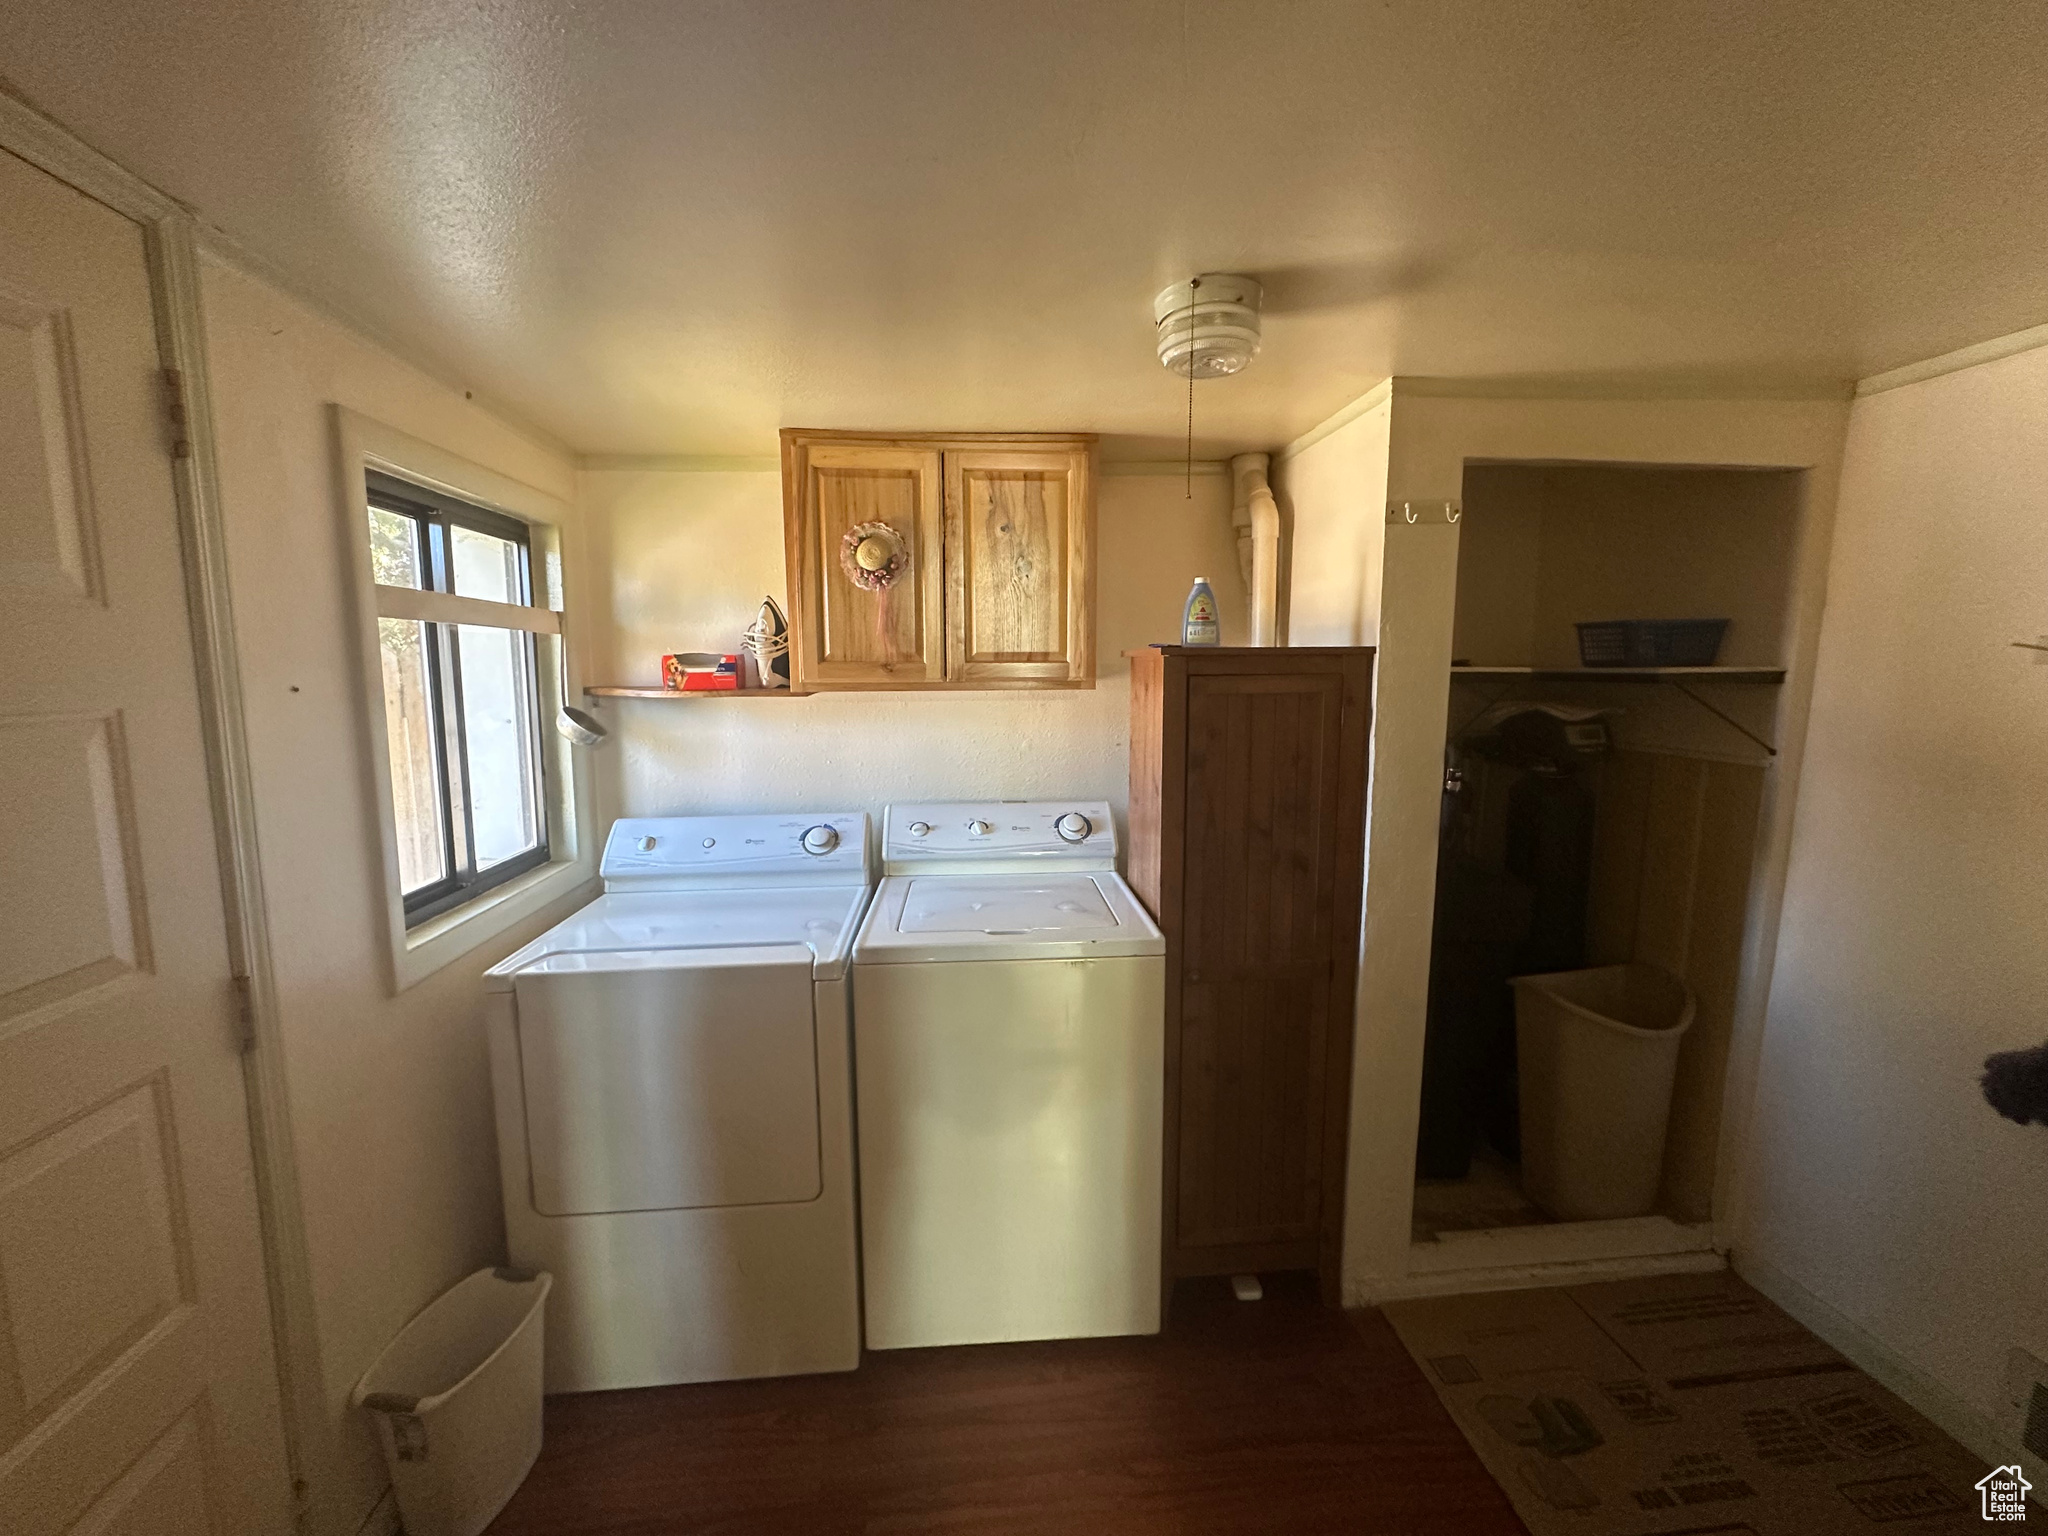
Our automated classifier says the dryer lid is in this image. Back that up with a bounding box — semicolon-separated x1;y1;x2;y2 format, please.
483;885;871;989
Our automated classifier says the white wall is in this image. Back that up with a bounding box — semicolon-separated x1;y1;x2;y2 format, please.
1276;387;1391;646
1455;463;1800;669
1350;387;1850;1299
579;465;1243;827
1739;342;2048;1458
201;254;596;1536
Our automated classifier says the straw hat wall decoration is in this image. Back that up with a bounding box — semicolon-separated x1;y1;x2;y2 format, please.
840;521;908;591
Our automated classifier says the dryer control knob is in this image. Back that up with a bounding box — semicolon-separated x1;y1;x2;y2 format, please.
1055;812;1094;843
967;819;994;836
638;835;657;851
800;824;840;855
908;821;933;837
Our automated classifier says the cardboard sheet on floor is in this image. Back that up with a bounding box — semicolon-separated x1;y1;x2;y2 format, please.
1384;1272;1992;1533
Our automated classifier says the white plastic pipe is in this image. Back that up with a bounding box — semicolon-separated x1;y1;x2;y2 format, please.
1230;452;1281;646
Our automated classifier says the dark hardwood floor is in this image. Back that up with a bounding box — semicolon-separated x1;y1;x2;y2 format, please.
487;1274;1526;1535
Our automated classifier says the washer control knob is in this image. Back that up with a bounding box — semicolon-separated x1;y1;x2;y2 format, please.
967;819;994;836
800;824;840;856
1055;812;1094;843
638;835;657;851
908;821;933;838
702;838;716;848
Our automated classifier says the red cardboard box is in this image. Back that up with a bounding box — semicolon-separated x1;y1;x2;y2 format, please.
662;652;740;691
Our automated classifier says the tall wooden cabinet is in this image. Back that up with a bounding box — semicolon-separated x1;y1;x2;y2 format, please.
1127;646;1374;1302
781;430;1094;691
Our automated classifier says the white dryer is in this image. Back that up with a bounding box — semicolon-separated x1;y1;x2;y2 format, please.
484;812;870;1391
851;801;1165;1350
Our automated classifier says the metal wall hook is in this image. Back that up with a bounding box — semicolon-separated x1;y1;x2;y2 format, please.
1386;499;1463;525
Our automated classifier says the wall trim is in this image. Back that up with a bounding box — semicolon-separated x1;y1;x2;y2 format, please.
572;454;1238;477
1278;378;1393;464
1855;320;2048;397
1100;458;1228;477
0;86;182;220
0;81;321;1528
1393;373;1854;403
1736;1254;2014;1469
578;453;780;473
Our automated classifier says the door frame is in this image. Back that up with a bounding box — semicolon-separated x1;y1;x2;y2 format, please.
0;87;318;1523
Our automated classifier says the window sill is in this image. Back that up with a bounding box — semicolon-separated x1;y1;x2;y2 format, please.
390;854;595;993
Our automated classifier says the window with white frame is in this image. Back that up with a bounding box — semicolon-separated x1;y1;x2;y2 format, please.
365;470;554;925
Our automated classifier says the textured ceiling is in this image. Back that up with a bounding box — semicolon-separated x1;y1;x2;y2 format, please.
6;1;2046;456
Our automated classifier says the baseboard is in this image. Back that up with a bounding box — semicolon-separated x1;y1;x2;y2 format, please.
352;1488;400;1536
1734;1252;2016;1469
1353;1247;1725;1306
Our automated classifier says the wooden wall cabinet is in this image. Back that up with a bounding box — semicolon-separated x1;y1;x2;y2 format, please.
1127;646;1374;1303
781;430;1095;691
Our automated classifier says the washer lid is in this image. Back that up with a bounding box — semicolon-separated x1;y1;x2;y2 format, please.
855;872;1163;964
898;876;1117;934
483;885;871;989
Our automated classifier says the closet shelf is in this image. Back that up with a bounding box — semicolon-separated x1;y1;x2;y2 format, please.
1449;665;1785;757
583;686;807;699
1451;665;1785;684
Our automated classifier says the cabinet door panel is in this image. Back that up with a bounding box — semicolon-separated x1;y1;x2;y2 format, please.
1174;671;1346;1248
944;449;1092;684
792;445;944;688
1178;968;1330;1245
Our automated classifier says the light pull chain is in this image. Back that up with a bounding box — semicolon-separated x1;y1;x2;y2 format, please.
1185;276;1199;499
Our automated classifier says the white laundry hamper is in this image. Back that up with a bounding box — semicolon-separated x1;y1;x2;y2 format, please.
1511;964;1694;1221
352;1267;552;1536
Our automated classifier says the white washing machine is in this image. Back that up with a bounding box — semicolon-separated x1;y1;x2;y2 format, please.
484;812;870;1391
851;800;1165;1350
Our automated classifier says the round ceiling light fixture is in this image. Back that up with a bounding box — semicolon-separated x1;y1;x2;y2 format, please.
1153;273;1263;378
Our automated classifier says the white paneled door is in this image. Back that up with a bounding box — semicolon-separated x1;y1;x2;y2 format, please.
0;150;291;1533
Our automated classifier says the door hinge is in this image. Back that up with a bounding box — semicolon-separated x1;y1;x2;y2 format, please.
160;366;192;460
231;973;257;1053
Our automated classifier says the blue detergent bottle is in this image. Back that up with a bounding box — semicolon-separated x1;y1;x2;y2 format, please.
1182;576;1221;646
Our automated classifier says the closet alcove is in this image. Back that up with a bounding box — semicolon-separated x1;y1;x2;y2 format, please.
1413;460;1801;1254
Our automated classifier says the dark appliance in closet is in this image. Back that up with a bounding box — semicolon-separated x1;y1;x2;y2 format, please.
1415;707;1608;1179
